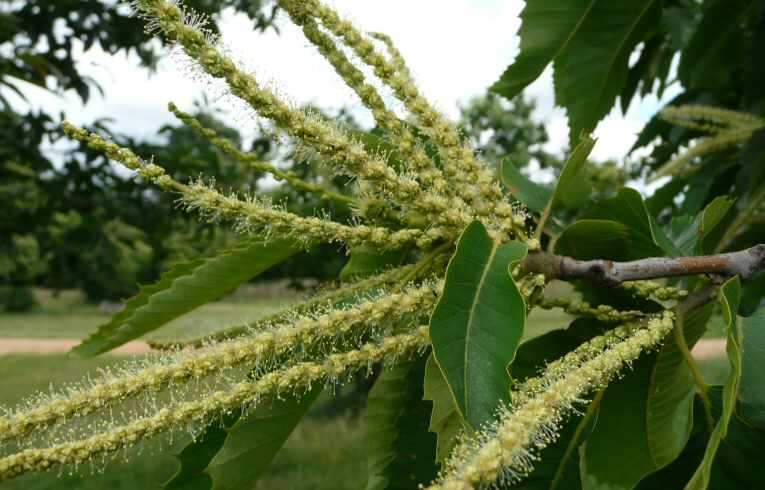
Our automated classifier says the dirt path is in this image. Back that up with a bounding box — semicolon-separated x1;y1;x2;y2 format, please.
0;339;152;355
0;337;727;358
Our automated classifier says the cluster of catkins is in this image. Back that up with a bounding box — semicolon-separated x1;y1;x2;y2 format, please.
0;0;686;487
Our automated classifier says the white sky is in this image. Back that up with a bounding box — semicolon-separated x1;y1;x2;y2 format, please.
11;0;680;168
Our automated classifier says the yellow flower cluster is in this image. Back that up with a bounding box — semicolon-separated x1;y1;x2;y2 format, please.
0;327;430;480
431;312;675;490
62;123;439;249
0;281;438;443
537;296;644;322
622;280;689;301
284;0;521;235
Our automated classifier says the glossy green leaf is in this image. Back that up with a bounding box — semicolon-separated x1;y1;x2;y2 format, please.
638;308;765;489
555;219;663;261
340;245;409;281
686;276;742;490
206;387;321;490
501;159;553;213
554;0;660;140
665;196;736;256
366;356;438;490
423;353;465;463
739;307;765;427
73;237;300;356
582;302;712;489
556;188;667;260
551;134;596;210
429;220;527;429
490;0;597;99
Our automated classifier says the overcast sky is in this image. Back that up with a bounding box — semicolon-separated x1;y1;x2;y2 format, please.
12;0;679;166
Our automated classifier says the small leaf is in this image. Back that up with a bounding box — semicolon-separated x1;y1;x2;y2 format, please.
555;219;663;261
429;221;528;429
551;134;596;210
74;237;300;356
685;276;742;490
206;387;321;490
490;0;598;99
423;353;465;462
501;159;553;213
366;356;439;490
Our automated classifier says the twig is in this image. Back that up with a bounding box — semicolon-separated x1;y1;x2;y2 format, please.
521;244;765;286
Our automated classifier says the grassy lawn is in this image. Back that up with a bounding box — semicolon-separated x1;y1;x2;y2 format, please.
0;288;296;342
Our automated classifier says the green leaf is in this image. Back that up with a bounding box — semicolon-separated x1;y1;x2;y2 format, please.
490;0;598;99
739;307;765;428
501;159;553;214
163;387;320;490
366;356;439;490
556;188;667;260
553;0;660;140
164;414;239;490
665;196;736;256
639;308;765;489
555;219;663;261
423;353;465;463
73;237;300;356
551;134;596;210
208;387;320;490
340;245;409;281
429;220;528;429
686;276;742;490
678;0;754;90
582;302;713;489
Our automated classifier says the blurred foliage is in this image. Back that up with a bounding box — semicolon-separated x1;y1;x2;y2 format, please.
459;93;559;170
0;0;276;308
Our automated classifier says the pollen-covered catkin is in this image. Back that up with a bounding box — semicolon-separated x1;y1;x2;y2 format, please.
150;263;418;349
0;281;439;443
0;327;430;480
431;312;674;490
279;1;451;194
291;0;523;236
167;102;352;205
62;123;437;249
131;0;465;226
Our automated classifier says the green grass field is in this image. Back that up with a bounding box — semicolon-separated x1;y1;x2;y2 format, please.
0;288;729;489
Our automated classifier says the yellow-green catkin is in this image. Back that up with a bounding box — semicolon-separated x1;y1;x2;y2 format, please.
62;123;436;249
150;263;417;349
278;1;452;196
536;297;644;322
293;0;523;237
512;321;644;404
0;327;430;480
0;281;438;443
653;106;765;180
132;0;461;227
622;280;688;301
431;312;675;490
167;102;352;205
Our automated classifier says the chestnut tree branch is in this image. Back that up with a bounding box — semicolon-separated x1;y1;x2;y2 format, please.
522;244;765;286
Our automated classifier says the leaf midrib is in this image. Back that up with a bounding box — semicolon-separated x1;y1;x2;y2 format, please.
463;240;500;421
